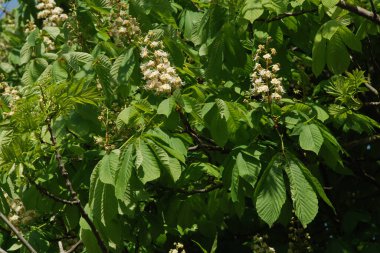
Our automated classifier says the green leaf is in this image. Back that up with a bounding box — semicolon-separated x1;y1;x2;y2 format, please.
291;155;335;212
205;104;229;147
115;145;135;200
230;161;240;203
321;20;341;40
147;140;181;182
338;26;362;52
236;153;261;188
43;26;61;39
326;34;350;74
99;150;120;185
134;139;161;184
299;124;324;155
255;154;286;227
242;0;264;23
157;97;176;117
312;31;327;76
285;158;318;227
322;0;339;8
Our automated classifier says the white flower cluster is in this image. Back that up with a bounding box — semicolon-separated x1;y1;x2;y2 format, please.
252;235;276;253
140;32;183;94
43;35;55;51
24;20;37;34
169;242;186;253
4;192;37;227
36;0;68;27
251;42;285;102
1;77;20;117
110;0;140;44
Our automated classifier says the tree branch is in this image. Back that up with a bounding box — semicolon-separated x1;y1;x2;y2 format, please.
46;118;108;253
337;0;380;25
369;0;378;20
345;134;380;148
0;247;7;253
26;176;79;205
177;109;228;153
0;211;37;253
176;182;224;195
161;182;224;196
365;102;380;106
364;82;379;96
59;240;82;253
257;8;318;22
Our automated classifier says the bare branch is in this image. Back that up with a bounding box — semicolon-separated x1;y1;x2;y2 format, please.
26;176;79;205
178;109;228;153
0;212;37;253
345;134;380;148
337;0;380;25
46;118;108;253
364;82;379;96
257;9;318;22
365;102;380;106
0;247;8;253
161;182;224;196
59;240;82;253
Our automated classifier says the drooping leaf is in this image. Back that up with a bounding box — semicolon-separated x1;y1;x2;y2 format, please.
285;158;318;227
255;154;286;227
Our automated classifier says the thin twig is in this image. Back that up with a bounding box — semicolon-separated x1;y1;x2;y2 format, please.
0;212;37;253
45;117;108;253
257;8;318;22
0;247;7;253
337;0;380;25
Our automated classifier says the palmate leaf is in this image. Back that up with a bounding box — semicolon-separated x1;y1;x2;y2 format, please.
285;157;318;227
255;154;286;227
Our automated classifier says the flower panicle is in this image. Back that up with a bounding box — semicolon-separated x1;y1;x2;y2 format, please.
36;0;68;27
140;32;183;94
251;39;285;102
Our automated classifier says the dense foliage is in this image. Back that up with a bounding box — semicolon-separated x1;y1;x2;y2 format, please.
0;0;380;252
